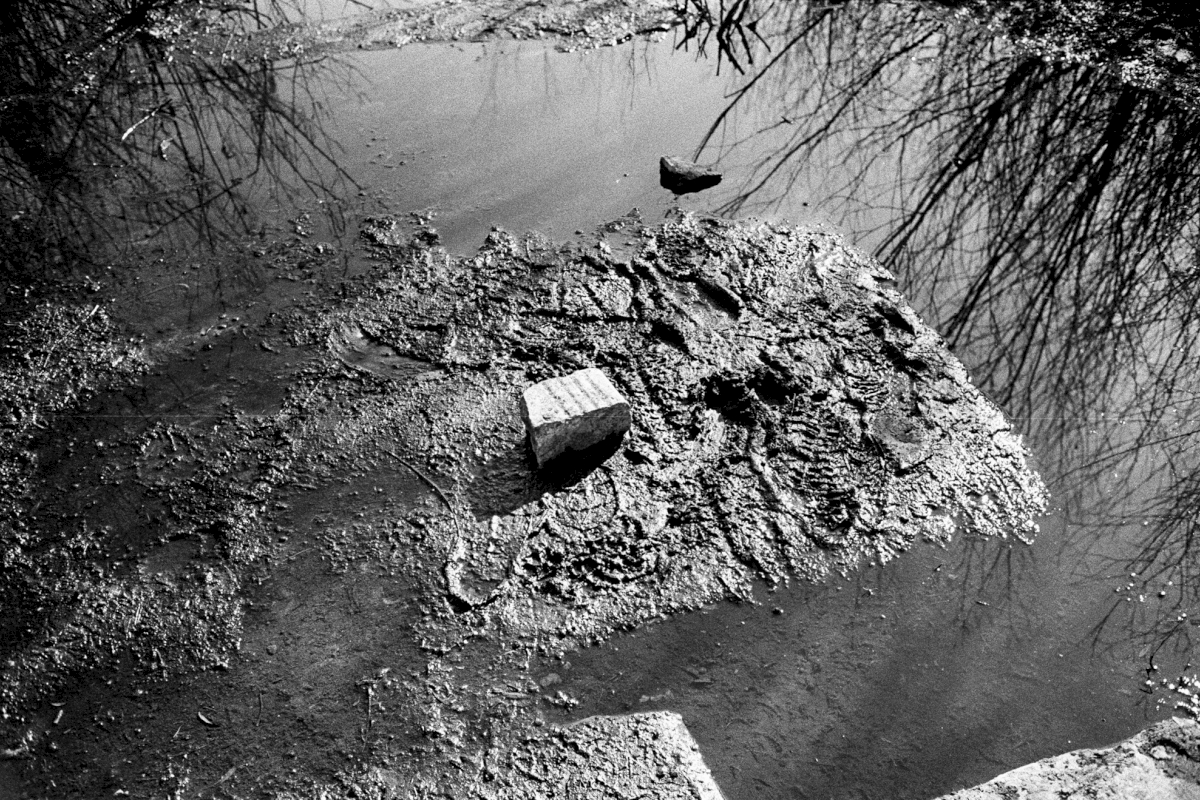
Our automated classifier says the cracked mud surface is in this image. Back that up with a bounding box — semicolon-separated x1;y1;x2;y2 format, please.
0;214;1045;797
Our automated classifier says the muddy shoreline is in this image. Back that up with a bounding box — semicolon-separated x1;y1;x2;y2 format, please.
1;0;1197;797
0;208;1047;797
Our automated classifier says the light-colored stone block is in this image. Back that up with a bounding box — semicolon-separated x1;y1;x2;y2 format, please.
551;712;726;800
520;368;631;467
933;718;1200;800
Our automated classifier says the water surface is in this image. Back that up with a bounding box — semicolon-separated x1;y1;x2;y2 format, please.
7;2;1200;798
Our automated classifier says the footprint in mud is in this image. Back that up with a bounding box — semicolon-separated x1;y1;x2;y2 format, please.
330;323;440;381
443;436;628;611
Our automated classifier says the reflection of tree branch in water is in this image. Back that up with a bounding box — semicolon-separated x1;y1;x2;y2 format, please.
696;7;939;204
694;2;1200;439
846;532;1036;641
0;0;358;276
676;0;769;76
1087;460;1200;664
682;1;1200;667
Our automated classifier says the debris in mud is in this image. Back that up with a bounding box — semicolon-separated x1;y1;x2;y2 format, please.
659;155;723;194
0;212;1048;799
360;215;409;247
0;296;152;719
521;367;632;467
310;211;1047;646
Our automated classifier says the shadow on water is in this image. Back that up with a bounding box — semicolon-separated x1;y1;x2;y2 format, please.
0;0;357;281
673;0;1200;689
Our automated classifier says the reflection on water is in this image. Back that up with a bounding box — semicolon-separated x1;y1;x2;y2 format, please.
318;39;745;254
5;0;1200;796
681;0;1200;691
698;1;1200;429
550;529;1152;799
0;0;354;276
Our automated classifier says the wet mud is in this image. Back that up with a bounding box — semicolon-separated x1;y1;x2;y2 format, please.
16;0;1196;795
210;0;681;62
0;211;1045;797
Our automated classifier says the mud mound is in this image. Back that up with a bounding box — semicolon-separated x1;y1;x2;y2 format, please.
0;216;1049;797
309;213;1046;643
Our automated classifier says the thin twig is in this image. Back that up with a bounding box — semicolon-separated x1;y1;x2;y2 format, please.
119;100;172;142
379;446;452;508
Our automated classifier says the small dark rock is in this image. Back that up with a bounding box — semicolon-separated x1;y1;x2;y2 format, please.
659;156;722;195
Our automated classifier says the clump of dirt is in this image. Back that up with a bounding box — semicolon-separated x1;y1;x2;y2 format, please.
1143;717;1200;783
463;710;724;798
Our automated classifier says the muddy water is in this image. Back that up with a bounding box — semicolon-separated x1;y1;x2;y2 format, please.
545;506;1164;799
6;5;1195;799
300;28;1186;799
312;38;830;254
298;19;1198;800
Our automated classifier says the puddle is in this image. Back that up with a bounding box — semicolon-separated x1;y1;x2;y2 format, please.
288;8;1200;800
4;1;1200;798
548;505;1163;798
317;39;831;255
0;766;19;800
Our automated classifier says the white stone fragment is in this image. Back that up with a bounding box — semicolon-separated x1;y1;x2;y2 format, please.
520;368;631;467
551;712;725;800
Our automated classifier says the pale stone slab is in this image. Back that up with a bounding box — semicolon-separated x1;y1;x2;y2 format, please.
934;718;1200;800
521;368;631;467
544;711;726;800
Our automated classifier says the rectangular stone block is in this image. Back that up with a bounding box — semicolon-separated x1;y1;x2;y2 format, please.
520;368;632;467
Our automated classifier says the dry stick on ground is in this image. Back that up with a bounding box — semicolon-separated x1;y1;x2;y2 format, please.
379;446;453;509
